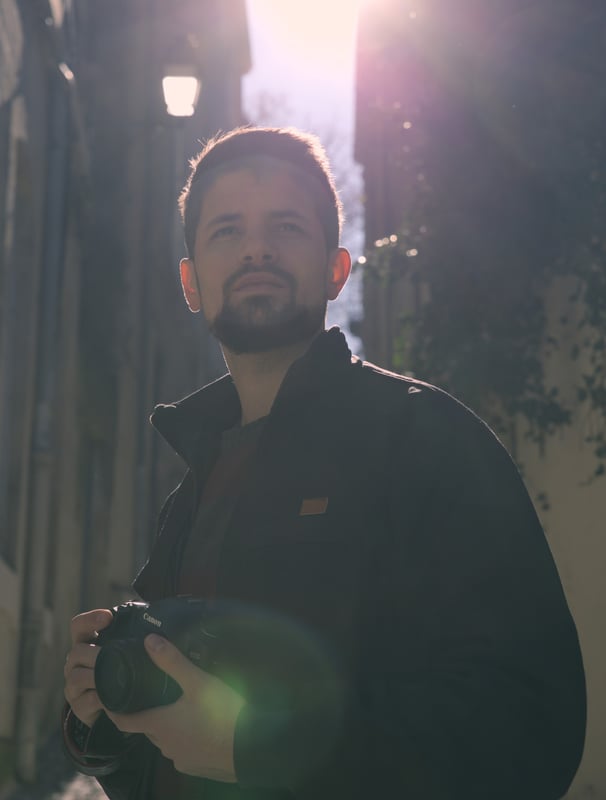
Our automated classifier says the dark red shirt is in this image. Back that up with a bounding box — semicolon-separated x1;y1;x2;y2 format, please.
152;417;266;799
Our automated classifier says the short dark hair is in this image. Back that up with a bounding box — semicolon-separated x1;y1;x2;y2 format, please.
178;126;343;258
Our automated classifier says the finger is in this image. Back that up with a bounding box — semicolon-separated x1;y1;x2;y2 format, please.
67;689;104;728
65;680;97;710
65;678;101;710
70;609;113;645
143;634;202;694
105;705;166;736
64;642;102;679
65;665;97;699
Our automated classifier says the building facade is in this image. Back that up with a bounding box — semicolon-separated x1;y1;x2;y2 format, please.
355;2;605;798
0;0;250;786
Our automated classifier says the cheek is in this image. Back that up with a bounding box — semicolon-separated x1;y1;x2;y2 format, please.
196;272;225;314
299;257;332;298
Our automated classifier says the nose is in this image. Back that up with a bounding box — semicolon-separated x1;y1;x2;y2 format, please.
241;229;276;264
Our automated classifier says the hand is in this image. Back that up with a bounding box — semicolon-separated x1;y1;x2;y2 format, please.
105;634;245;783
64;609;114;728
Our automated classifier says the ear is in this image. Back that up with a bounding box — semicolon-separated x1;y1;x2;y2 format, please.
179;258;201;313
326;247;352;301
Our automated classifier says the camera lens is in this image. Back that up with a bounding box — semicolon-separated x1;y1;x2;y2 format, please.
95;639;182;714
95;640;141;712
95;639;182;713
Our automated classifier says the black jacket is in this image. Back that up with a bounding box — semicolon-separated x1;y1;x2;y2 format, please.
94;328;585;800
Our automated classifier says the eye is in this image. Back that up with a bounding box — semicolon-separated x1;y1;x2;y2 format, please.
277;221;304;234
210;225;239;240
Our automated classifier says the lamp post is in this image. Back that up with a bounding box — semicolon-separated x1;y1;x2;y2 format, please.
160;62;201;259
162;64;201;118
130;60;202;575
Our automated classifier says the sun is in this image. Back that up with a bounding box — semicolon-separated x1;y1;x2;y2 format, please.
247;0;361;78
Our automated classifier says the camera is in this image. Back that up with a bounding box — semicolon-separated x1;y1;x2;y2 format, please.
94;596;216;713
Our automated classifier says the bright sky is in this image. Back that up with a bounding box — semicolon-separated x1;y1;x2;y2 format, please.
243;0;364;348
243;0;360;125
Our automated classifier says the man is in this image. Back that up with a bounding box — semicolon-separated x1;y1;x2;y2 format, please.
63;127;586;800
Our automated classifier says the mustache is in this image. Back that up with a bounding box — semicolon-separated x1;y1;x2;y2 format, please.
223;264;296;296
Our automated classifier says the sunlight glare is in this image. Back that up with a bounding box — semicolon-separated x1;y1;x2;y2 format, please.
249;0;362;78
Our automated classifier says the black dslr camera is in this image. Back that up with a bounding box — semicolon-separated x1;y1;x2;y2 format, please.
94;597;216;714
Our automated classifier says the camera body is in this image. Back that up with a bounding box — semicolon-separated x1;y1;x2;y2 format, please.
94;596;216;713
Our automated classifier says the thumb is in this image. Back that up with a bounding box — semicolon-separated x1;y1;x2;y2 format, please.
144;634;199;691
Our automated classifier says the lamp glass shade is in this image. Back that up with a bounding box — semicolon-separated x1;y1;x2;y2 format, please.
162;76;200;117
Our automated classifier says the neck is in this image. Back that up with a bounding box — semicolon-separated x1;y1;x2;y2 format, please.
222;334;320;425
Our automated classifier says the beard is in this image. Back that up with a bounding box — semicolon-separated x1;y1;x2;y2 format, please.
210;294;326;354
209;263;326;354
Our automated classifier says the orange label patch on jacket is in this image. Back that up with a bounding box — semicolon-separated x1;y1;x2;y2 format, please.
299;497;329;516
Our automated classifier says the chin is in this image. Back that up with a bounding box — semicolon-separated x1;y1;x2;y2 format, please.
210;302;325;355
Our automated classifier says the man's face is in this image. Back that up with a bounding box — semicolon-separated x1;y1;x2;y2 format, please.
180;163;350;354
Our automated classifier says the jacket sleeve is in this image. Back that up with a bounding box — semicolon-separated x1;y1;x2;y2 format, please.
233;390;586;799
61;703;157;800
359;391;586;799
94;741;157;800
61;485;182;799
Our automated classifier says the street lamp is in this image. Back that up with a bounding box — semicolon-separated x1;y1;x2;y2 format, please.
162;65;201;117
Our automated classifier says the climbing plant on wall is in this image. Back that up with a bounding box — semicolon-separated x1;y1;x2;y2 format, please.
361;2;606;478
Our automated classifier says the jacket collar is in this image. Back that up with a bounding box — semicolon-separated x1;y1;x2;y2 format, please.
150;327;353;465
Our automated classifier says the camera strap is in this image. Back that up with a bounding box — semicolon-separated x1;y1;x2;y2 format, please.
61;703;144;777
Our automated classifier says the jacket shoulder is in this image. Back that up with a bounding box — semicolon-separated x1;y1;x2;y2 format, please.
354;358;438;395
351;357;464;418
349;357;509;457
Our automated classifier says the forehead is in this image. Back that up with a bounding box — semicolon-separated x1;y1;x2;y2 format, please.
197;158;321;224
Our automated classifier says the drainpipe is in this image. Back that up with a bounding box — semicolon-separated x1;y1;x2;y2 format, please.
15;66;69;782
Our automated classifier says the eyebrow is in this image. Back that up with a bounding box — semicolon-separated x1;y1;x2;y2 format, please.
268;210;309;223
204;209;311;232
204;212;242;231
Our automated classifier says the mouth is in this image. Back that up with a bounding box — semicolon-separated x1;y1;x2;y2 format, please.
231;272;288;293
